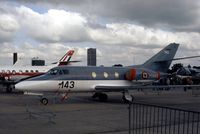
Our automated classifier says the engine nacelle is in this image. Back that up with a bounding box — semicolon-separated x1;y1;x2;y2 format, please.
125;68;160;81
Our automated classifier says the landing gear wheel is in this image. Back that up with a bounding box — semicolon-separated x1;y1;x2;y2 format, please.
98;93;108;102
122;96;130;103
92;93;98;99
122;93;134;103
92;93;108;102
40;98;48;105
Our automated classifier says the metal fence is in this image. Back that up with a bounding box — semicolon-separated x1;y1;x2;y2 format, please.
129;102;200;134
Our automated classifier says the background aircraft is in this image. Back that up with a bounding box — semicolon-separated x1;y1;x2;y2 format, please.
15;43;200;105
170;65;200;85
0;50;75;92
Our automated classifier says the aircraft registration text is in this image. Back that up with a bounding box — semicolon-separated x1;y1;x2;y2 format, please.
58;81;75;89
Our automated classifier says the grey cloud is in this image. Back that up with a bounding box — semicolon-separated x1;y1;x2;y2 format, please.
0;15;19;42
14;6;91;43
0;0;199;66
10;0;200;32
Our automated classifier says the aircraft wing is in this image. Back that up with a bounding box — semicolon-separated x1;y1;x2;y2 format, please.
95;85;200;92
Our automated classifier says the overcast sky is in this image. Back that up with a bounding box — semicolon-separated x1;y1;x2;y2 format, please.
0;0;200;66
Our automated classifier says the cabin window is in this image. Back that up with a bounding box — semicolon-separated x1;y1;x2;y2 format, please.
7;70;11;74
35;70;39;73
104;72;108;78
12;70;16;74
25;70;29;73
92;72;97;78
115;72;119;78
19;70;23;74
30;70;34;73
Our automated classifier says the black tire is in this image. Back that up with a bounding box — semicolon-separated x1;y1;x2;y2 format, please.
92;93;98;99
122;96;129;103
98;93;108;102
122;95;134;103
41;98;48;105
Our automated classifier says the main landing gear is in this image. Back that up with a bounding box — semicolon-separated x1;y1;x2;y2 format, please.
92;92;134;103
92;92;108;102
122;92;134;103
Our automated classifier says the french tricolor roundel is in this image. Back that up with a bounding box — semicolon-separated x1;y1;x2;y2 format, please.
142;71;149;79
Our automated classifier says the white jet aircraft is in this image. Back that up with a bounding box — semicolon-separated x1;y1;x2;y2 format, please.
15;43;200;105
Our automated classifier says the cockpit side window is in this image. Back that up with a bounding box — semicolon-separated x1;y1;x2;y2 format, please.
57;69;69;75
62;69;69;75
48;69;69;75
59;70;63;75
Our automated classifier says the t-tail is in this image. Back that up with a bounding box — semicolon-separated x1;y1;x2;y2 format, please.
141;43;179;73
51;50;75;66
58;50;75;66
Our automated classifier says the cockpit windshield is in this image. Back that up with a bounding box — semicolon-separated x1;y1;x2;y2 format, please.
48;69;59;75
47;69;69;75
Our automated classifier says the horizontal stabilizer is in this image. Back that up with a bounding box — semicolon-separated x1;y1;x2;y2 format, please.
155;55;200;63
52;60;81;65
69;60;82;63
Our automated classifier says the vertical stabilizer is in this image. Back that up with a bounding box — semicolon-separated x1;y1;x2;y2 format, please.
142;43;179;73
58;50;74;66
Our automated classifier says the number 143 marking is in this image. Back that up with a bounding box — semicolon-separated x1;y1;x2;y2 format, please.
58;81;75;89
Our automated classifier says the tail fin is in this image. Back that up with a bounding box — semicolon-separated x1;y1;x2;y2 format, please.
141;43;179;73
13;58;23;66
58;50;75;66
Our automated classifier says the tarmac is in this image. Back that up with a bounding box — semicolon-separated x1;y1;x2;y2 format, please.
0;89;200;134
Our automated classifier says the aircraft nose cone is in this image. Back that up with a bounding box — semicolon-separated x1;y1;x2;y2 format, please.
15;82;27;91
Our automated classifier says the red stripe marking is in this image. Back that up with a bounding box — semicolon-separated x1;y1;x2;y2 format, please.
0;72;44;77
126;69;136;81
157;72;161;80
62;50;74;62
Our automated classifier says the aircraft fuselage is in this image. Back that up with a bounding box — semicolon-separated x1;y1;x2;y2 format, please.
15;66;160;93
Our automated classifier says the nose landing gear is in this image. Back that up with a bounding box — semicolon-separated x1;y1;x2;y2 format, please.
40;98;48;105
